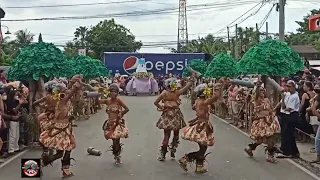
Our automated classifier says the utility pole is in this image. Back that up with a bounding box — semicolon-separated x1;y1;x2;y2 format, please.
266;22;269;39
235;24;238;59
279;0;285;41
227;27;231;50
256;23;259;42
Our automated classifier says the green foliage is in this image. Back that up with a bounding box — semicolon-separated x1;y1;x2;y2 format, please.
285;9;320;50
171;34;228;55
204;53;238;78
70;55;109;79
236;40;305;76
7;42;74;81
182;59;207;77
66;19;143;59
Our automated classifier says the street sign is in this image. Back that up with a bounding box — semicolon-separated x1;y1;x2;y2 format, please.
309;14;320;31
78;49;86;56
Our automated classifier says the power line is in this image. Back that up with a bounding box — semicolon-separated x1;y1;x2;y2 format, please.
258;4;275;30
2;0;151;9
2;1;260;22
212;1;264;35
42;32;235;38
2;0;260;9
231;1;266;27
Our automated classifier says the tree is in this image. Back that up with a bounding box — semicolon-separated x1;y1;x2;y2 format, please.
64;41;78;58
236;27;260;56
204;53;238;78
70;55;109;79
67;19;142;59
285;9;320;49
171;34;228;55
182;59;207;77
74;26;89;47
295;9;320;34
7;42;74;113
0;37;19;66
236;39;305;77
14;29;34;48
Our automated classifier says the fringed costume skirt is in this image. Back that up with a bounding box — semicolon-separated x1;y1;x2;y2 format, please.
250;114;280;143
103;118;129;140
181;120;214;146
39;122;76;151
156;108;186;130
38;112;55;132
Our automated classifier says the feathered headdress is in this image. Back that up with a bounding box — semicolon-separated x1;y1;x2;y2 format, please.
164;78;180;91
109;83;120;92
44;80;58;90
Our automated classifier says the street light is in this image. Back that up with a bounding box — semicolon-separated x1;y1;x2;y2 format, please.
1;25;11;35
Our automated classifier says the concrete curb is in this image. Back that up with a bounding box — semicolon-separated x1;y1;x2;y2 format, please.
0;149;29;169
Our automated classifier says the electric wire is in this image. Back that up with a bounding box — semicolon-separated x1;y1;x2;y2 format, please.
229;1;266;28
2;0;151;8
2;0;260;9
258;4;275;30
2;1;262;22
212;1;264;36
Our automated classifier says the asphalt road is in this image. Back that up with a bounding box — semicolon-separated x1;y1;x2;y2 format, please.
0;96;318;180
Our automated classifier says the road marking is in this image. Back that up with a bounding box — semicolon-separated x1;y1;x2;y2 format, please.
0;149;29;169
213;115;320;180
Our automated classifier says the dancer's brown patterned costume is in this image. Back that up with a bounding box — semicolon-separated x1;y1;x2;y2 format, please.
100;83;129;165
244;85;280;163
39;77;82;178
154;76;195;161
178;84;221;174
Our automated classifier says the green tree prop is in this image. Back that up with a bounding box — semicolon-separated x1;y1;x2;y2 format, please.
182;59;207;77
70;55;109;79
204;53;238;78
236;40;305;76
7;42;74;113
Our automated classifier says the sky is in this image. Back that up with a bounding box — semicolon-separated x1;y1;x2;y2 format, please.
0;0;319;54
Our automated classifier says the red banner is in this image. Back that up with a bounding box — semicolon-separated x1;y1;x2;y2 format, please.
309;14;320;31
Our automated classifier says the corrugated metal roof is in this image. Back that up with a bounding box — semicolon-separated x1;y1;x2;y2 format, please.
290;45;319;54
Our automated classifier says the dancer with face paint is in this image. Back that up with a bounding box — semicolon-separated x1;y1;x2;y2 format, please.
39;76;82;178
100;83;129;165
244;83;280;163
178;84;222;174
154;73;195;161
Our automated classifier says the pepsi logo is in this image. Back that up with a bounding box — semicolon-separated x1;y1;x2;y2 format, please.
123;56;139;74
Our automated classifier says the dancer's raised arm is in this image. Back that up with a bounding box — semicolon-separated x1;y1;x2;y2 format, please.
178;76;195;95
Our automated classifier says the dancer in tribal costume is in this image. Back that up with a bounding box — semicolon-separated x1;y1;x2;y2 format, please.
101;84;129;165
33;80;59;159
154;75;195;161
244;84;280;163
178;84;221;174
39;77;82;178
69;75;87;123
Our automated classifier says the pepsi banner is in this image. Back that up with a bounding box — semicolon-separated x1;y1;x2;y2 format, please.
104;52;205;76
